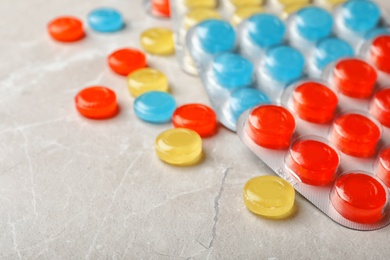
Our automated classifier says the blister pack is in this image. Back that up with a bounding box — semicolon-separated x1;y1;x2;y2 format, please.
177;0;390;229
237;55;390;230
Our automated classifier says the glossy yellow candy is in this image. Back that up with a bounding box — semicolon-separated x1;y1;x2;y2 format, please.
127;68;169;97
184;0;217;8
324;0;346;8
243;176;295;218
184;8;221;29
155;128;202;166
140;28;174;55
230;0;264;7
277;0;311;7
232;6;264;26
281;3;310;20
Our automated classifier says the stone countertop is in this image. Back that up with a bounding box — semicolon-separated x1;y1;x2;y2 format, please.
1;0;390;259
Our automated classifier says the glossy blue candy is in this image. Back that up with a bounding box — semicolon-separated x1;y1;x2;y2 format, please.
315;37;354;70
341;0;380;33
365;27;390;40
212;53;253;89
264;46;305;84
229;88;270;121
295;7;333;41
88;8;124;32
134;91;176;123
196;20;236;54
247;14;285;48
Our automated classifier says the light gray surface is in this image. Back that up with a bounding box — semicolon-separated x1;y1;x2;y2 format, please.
1;0;390;259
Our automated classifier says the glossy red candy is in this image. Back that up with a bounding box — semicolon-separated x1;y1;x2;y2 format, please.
292;81;338;123
370;88;390;127
108;48;147;76
152;0;171;17
75;86;118;119
48;16;85;42
288;139;339;186
331;113;380;157
331;173;388;224
370;35;390;74
333;59;377;98
172;104;218;137
246;105;295;149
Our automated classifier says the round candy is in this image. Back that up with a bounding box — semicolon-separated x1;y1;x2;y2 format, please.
369;35;390;74
331;113;381;157
229;88;270;122
247;14;285;48
377;147;390;187
340;0;380;33
288;138;339;186
184;0;217;8
264;46;305;84
196;20;236;54
294;6;333;41
212;53;253;89
232;6;263;26
134;91;176;123
292;81;338;123
332;59;377;98
172;104;217;138
152;0;171;17
184;8;221;29
314;37;354;70
247;105;295;149
75;86;118;119
243;176;295;218
140;28;174;55
47;16;85;42
370;88;390;128
155;128;202;166
127;68;169;97
108;48;147;76
331;172;388;223
87;8;124;33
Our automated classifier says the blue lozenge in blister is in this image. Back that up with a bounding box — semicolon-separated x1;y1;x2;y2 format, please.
237;13;286;62
286;6;334;54
307;37;354;78
186;19;237;69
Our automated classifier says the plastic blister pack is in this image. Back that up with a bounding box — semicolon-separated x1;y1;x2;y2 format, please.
237;55;390;230
179;1;363;131
175;0;390;229
171;0;267;75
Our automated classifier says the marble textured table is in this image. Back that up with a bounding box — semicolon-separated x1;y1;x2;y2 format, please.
1;0;390;259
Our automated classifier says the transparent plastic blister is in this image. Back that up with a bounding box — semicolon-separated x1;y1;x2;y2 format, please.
285;5;334;55
171;0;267;76
333;0;389;51
198;52;270;131
360;34;390;87
237;57;390;230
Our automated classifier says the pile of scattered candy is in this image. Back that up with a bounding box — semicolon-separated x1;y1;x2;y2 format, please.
47;0;390;230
